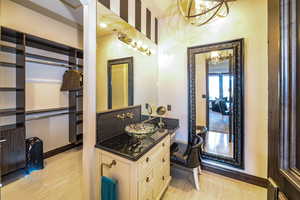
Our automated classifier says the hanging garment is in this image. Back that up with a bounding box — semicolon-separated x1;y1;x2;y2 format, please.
61;69;82;91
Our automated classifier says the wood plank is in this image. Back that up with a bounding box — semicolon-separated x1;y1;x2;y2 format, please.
146;9;151;39
202;162;269;188
135;0;142;32
155;18;158;44
98;0;110;9
120;0;128;22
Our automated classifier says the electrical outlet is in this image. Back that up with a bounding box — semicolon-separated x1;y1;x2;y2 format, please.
167;105;171;111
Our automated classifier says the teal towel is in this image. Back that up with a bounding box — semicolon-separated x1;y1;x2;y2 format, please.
101;176;117;200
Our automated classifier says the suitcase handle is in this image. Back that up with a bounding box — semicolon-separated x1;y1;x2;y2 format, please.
0;139;6;144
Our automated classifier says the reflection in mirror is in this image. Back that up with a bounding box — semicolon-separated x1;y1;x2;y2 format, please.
96;2;158;113
189;39;244;168
111;64;129;108
196;50;235;158
108;57;133;109
199;49;234;158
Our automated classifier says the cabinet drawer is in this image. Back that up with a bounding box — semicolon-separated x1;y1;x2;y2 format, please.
139;170;154;200
153;164;170;199
138;136;170;179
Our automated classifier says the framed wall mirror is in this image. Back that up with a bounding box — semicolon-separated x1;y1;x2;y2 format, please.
107;57;134;109
188;39;244;168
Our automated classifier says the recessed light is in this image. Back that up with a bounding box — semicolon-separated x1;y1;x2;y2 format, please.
100;23;107;28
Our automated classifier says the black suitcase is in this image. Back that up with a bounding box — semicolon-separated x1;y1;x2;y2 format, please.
26;137;44;172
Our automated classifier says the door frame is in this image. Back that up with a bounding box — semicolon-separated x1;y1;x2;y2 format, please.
268;0;300;199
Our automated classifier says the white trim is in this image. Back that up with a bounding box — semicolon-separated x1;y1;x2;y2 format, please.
128;0;136;27
26;79;62;84
110;0;120;17
141;2;147;35
82;1;97;200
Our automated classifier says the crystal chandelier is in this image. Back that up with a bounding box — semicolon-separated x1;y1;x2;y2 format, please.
177;0;235;26
209;51;232;64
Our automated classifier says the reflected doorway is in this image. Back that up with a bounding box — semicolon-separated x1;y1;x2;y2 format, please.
107;57;134;109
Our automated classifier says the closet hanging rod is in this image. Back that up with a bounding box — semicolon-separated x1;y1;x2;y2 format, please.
26;59;76;69
26;112;69;121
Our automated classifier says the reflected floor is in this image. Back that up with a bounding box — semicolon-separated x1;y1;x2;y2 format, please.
209;110;229;133
204;131;233;158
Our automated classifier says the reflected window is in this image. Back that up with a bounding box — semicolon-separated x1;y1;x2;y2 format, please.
208;75;220;100
223;75;230;99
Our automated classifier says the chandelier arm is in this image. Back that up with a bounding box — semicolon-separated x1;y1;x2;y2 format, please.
217;2;230;17
187;0;194;17
177;0;190;20
187;2;223;18
192;2;224;26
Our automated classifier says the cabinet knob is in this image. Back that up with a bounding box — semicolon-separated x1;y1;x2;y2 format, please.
162;176;165;181
162;143;165;147
146;157;150;163
146;177;150;183
162;158;165;163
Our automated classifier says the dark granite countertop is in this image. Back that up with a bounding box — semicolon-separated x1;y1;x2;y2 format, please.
95;129;172;161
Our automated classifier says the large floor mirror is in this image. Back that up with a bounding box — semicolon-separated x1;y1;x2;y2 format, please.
188;39;244;168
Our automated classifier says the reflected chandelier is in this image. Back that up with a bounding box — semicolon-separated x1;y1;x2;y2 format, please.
177;0;235;26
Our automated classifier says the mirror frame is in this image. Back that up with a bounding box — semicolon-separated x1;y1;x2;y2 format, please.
107;57;134;109
187;39;244;169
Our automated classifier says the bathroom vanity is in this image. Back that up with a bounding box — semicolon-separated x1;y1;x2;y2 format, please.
95;105;178;200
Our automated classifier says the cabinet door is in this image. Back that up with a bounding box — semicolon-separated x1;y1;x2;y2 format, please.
101;154;132;200
0;127;26;175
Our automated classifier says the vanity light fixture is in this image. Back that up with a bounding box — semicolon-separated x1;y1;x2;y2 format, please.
114;30;152;56
177;0;235;26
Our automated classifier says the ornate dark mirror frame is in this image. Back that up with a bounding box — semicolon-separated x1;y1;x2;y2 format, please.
107;57;134;109
187;39;244;169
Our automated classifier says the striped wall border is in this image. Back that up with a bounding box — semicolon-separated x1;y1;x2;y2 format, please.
98;0;159;44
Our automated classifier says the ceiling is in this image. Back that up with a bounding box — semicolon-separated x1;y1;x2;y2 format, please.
11;0;83;27
11;0;176;30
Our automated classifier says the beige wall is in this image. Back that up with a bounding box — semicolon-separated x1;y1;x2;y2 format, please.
96;34;158;112
0;0;83;152
158;0;268;178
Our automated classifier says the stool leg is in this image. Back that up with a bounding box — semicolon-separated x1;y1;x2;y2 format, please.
198;166;202;174
193;168;200;191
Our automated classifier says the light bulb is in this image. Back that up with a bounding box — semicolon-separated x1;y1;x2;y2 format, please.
99;23;107;28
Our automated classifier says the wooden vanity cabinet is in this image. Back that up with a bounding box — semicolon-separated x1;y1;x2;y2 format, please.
96;135;171;200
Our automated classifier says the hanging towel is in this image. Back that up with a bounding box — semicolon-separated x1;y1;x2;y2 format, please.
101;176;117;200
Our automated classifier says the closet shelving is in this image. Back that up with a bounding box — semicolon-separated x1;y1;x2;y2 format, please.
0;26;83;176
0;27;26;175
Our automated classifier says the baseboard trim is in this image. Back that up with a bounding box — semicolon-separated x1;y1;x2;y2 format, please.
202;163;269;188
44;143;82;159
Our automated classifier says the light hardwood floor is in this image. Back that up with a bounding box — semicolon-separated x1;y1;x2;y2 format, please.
1;148;267;200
